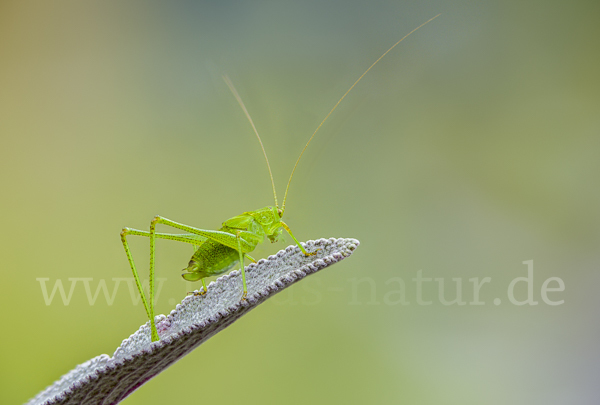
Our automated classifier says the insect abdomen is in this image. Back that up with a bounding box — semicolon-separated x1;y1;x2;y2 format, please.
184;238;239;279
181;219;265;282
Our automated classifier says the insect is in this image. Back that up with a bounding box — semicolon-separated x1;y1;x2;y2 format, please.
120;15;440;342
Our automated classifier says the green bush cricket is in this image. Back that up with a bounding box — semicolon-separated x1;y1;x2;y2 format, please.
120;15;440;342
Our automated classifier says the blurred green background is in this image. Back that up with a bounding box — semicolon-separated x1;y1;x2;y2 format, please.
1;0;599;404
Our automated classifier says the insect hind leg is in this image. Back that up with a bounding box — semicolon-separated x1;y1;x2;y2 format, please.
120;226;206;342
120;228;159;341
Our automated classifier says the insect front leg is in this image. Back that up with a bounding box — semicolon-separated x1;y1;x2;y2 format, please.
280;221;318;256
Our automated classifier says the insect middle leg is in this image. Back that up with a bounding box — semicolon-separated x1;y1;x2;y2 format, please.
235;230;247;300
149;216;256;299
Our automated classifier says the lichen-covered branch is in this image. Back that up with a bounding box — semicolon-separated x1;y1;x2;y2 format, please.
26;237;360;405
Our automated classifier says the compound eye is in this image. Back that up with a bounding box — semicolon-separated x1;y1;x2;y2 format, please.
277;209;283;218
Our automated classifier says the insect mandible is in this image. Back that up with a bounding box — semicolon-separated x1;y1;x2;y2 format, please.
120;15;440;342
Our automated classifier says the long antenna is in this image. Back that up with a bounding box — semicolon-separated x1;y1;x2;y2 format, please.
223;75;279;208
281;14;441;213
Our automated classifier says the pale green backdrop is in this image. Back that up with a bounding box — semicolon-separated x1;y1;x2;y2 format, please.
1;0;599;404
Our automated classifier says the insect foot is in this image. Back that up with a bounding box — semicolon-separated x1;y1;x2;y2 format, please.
304;249;321;256
188;289;207;297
